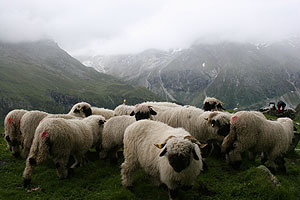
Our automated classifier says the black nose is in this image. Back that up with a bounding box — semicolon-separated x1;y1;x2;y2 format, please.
13;152;20;158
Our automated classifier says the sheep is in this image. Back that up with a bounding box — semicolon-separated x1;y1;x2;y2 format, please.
154;106;231;143
91;107;115;120
221;111;294;173
99;104;157;161
23;115;106;187
3;109;28;157
68;102;92;118
202;97;225;111
121;120;206;200
20;102;92;159
114;104;135;116
140;101;182;108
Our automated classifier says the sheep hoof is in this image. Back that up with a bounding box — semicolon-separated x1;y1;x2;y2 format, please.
68;168;74;177
23;178;31;188
126;185;134;191
230;161;241;169
181;185;193;191
168;188;179;200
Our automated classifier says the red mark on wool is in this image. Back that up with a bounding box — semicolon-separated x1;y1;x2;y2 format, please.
231;116;238;122
7;118;14;124
40;131;48;139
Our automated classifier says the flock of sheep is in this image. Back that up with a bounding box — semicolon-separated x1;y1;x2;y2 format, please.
2;97;296;200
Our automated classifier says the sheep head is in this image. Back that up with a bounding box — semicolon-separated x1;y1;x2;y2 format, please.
154;135;205;173
130;105;157;121
72;102;92;117
205;112;231;137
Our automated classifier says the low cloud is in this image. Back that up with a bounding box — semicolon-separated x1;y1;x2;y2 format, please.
0;0;299;55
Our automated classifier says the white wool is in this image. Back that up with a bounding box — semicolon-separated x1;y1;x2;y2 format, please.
121;120;203;190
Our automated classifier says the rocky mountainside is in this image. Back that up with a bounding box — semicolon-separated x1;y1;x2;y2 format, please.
78;37;300;109
0;40;162;123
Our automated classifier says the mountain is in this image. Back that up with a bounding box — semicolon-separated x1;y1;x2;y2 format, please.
0;40;162;123
78;37;300;109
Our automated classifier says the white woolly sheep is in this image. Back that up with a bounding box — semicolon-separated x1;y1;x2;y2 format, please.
221;111;294;173
121;120;206;200
99;104;157;161
23;115;106;187
140;101;182;108
20;102;92;159
3;109;28;157
114;104;135;116
202;97;225;111
154;107;231;144
91;107;115;120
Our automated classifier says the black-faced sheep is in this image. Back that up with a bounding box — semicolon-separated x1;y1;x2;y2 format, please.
23;115;106;187
221;111;294;173
121;120;206;200
20;102;92;159
154;107;231;144
99;104;157;161
202;97;225;111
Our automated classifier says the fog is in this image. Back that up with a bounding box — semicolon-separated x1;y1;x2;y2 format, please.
0;0;299;56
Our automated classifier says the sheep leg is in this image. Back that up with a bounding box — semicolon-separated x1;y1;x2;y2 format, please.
248;151;257;161
227;142;243;169
70;156;80;169
23;156;37;188
121;159;138;188
54;157;69;179
275;156;286;173
168;188;179;200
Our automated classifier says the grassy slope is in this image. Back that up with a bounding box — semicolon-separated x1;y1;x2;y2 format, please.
0;42;162;124
0;121;300;200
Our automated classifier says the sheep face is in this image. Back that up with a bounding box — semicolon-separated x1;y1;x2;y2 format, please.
203;102;216;111
4;133;20;157
73;103;92;117
210;119;230;137
203;101;224;111
157;138;198;173
130;107;157;121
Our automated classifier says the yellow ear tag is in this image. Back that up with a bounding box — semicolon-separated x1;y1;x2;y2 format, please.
211;123;214;127
158;144;163;149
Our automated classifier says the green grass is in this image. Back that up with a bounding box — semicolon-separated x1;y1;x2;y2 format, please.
1;122;300;200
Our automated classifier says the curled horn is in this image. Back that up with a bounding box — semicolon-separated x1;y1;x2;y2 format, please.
184;135;207;149
154;135;175;149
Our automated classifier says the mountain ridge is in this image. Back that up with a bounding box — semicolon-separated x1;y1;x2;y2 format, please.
0;40;162;123
78;38;300;109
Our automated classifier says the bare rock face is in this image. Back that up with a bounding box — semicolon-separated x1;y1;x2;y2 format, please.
257;165;281;187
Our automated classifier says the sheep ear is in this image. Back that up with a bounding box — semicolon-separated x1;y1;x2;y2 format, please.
192;149;199;160
204;117;208;121
130;111;135;116
154;143;166;149
159;148;167;157
149;107;157;115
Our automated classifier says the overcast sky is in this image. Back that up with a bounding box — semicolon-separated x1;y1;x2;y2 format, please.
0;0;300;56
